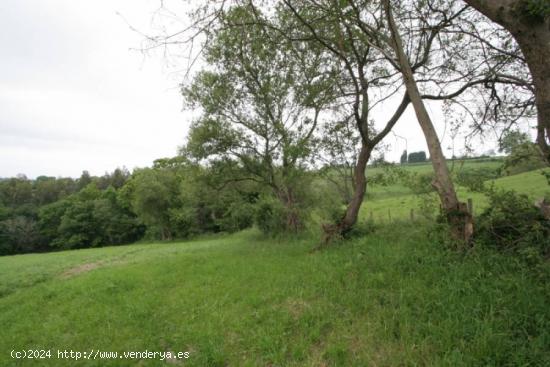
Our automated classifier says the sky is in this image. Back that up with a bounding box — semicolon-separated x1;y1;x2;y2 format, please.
0;0;192;178
0;0;502;179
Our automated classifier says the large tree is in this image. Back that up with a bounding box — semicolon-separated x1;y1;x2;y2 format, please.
383;0;474;242
463;0;550;162
273;0;411;242
182;6;336;232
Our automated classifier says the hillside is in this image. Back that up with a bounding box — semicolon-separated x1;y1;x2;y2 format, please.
362;163;549;222
1;163;549;366
1;227;549;366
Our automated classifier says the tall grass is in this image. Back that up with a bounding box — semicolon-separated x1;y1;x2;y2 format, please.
1;225;548;366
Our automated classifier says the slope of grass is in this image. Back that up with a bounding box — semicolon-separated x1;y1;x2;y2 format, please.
366;158;505;177
361;168;549;222
1;226;549;366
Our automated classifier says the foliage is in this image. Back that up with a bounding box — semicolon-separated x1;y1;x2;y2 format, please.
0;216;41;255
48;185;143;250
254;196;288;235
400;150;408;164
455;167;501;192
518;0;550;22
476;188;550;262
182;5;337;234
342;220;377;239
498;130;546;175
502;141;547;175
542;170;550;185
403;171;436;195
128;168;181;240
368;163;405;187
408;151;427;163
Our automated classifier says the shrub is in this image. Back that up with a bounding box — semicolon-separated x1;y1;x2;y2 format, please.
218;202;255;232
343;220;377;239
403;172;435;195
455;167;500;192
254;196;287;235
502;142;546;176
476;189;550;262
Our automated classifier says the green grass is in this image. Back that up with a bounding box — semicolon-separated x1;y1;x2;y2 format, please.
1;227;549;366
366;157;505;176
1;160;549;366
362;166;550;222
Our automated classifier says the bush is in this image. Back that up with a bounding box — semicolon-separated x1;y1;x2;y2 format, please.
455;167;500;192
476;189;550;262
403;172;435;195
502;142;546;176
217;202;255;232
254;196;287;235
343;220;377;239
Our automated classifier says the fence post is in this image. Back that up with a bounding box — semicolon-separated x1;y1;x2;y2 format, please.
369;210;374;223
467;198;473;215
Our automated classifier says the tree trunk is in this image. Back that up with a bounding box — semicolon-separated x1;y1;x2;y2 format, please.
384;1;473;244
512;24;550;163
277;187;303;233
339;143;371;231
284;190;302;233
463;0;550;163
320;142;372;246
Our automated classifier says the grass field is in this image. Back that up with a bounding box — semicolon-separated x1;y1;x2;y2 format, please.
1;160;549;366
363;163;549;222
1;227;549;366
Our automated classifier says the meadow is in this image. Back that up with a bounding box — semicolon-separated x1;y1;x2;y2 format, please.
1;160;549;366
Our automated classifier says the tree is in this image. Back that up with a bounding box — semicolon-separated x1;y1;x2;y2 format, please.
97;167;130;190
408;151;427;163
141;0;531;244
281;0;475;242
0;175;33;208
38;199;71;246
499;130;547;175
47;184;143;249
129;167;181;240
278;0;411;242
256;0;519;243
0;216;40;255
462;0;550;163
33;176;76;206
182;6;336;233
383;0;473;243
77;170;92;191
400;150;408;164
499;130;531;154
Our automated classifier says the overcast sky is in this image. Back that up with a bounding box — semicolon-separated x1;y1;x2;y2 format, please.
0;0;193;178
0;0;500;179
